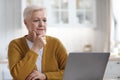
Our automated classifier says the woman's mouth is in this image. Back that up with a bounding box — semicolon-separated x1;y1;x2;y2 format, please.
36;29;46;36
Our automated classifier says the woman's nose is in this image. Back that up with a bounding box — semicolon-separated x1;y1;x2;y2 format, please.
38;20;44;27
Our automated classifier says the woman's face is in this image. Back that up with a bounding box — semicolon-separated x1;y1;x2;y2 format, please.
25;10;47;36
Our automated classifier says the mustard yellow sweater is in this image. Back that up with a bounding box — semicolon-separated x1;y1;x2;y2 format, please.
8;35;68;80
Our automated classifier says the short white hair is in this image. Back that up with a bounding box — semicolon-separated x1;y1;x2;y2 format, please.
23;5;46;19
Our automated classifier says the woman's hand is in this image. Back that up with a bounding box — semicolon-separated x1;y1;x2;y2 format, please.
26;70;46;80
29;30;46;53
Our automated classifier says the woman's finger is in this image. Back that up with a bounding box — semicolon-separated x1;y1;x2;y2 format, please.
26;71;36;80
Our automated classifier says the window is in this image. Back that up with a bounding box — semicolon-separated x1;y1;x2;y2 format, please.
24;0;96;27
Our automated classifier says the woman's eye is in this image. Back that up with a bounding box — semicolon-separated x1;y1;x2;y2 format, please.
33;20;39;22
43;19;47;22
33;19;47;22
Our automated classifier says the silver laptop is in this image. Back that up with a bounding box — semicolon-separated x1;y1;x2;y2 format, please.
63;52;110;80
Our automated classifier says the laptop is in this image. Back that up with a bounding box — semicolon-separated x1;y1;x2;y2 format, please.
63;52;110;80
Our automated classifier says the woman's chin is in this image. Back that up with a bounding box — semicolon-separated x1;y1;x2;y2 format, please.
36;30;46;36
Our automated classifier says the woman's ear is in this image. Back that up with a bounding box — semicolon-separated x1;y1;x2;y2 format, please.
24;19;27;25
24;19;29;29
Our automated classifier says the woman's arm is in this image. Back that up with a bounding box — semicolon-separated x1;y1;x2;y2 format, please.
8;40;38;80
44;38;68;80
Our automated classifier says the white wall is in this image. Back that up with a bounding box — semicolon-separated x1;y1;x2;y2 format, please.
0;0;7;59
0;0;22;59
94;0;110;51
46;27;95;52
47;0;110;52
112;0;120;42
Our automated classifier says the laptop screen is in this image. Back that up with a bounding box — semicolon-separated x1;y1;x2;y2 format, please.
63;52;110;80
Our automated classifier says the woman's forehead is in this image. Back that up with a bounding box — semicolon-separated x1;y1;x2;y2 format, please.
32;10;46;18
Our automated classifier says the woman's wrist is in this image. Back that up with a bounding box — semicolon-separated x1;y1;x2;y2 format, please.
41;73;47;80
31;47;39;53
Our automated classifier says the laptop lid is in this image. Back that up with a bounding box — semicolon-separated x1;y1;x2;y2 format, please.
63;52;110;80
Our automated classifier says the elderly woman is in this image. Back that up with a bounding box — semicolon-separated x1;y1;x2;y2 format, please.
8;5;68;80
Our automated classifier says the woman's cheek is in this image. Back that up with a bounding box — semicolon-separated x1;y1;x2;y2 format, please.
31;25;37;30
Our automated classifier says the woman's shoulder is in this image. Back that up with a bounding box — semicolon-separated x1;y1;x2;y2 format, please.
46;35;60;42
9;36;26;45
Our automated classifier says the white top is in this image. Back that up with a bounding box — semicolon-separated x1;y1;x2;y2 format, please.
26;38;43;72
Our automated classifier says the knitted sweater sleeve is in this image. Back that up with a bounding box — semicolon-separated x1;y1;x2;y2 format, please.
8;40;38;80
44;38;68;80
